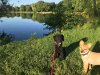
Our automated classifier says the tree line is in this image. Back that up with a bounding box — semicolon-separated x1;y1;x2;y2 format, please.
0;0;13;13
63;0;100;16
0;0;100;16
10;1;62;13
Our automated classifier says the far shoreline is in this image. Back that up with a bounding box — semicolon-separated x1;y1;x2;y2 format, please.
8;11;55;14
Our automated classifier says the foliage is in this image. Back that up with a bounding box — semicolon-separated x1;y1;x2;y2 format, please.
63;0;72;11
33;1;56;12
20;5;26;11
0;0;9;13
25;5;32;11
31;3;36;12
64;14;86;29
34;1;45;12
54;1;65;13
0;32;13;45
11;1;56;13
0;0;8;6
63;0;99;16
44;13;66;32
14;7;20;12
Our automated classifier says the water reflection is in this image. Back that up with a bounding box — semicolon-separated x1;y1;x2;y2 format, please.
0;20;3;22
0;16;52;41
0;32;13;45
44;12;66;32
5;13;86;30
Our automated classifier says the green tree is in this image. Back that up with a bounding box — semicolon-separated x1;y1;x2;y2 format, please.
63;0;72;11
55;1;65;13
20;5;26;11
63;0;99;16
93;0;97;16
45;3;55;12
47;2;56;11
0;0;8;6
0;0;9;12
31;3;36;12
97;0;100;14
15;7;20;11
25;5;32;11
35;1;45;12
11;7;15;12
31;1;56;12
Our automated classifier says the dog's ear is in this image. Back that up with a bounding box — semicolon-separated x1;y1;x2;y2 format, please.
61;34;64;41
87;43;92;49
79;40;84;46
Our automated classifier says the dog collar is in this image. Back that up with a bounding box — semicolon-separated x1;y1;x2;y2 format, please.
80;51;89;56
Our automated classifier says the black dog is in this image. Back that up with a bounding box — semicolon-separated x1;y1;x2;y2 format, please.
53;34;64;60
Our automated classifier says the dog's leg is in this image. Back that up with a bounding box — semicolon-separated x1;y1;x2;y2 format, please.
59;52;63;60
59;47;63;60
89;64;92;70
83;63;89;74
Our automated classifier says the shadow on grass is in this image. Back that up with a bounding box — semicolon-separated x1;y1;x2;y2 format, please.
63;37;88;59
91;65;100;75
90;41;100;75
92;41;100;52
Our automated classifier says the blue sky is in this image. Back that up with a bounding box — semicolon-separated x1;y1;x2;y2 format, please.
9;0;62;7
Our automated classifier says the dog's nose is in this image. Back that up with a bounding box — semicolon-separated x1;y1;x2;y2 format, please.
81;51;84;53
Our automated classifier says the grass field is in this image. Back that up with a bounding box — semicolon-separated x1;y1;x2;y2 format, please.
0;27;100;75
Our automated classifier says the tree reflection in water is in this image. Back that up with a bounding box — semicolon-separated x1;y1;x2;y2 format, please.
0;32;14;45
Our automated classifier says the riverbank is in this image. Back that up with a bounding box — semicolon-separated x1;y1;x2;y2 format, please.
9;11;55;14
0;26;100;75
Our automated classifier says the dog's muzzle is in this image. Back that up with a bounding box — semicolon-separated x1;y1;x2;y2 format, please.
80;50;89;56
54;42;62;47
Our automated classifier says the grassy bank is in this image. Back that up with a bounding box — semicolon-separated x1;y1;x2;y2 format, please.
0;27;100;75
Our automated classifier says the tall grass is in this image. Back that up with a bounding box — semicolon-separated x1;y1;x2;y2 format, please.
0;27;100;75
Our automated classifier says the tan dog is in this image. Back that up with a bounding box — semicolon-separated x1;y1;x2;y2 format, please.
79;40;100;74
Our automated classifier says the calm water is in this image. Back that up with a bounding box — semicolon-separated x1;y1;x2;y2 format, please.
0;16;52;41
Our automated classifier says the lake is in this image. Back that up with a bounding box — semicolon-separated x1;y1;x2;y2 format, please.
0;15;53;41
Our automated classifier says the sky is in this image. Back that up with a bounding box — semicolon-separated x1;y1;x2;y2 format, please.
9;0;62;7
